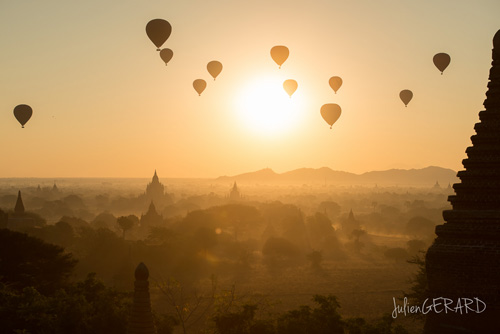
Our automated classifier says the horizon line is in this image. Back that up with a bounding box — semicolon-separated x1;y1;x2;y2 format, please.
0;165;458;180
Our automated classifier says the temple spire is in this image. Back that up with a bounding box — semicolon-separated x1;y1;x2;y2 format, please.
483;29;500;110
146;170;165;203
229;182;241;200
147;201;157;215
14;190;25;215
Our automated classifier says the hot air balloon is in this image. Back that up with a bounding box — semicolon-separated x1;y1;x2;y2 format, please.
146;19;172;51
193;79;207;96
329;76;343;94
433;53;451;74
14;104;32;128
320;104;341;129
207;61;223;80
159;48;173;65
400;90;413;107
270;46;289;69
283;79;298;98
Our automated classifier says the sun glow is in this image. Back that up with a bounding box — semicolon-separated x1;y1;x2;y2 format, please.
235;75;306;137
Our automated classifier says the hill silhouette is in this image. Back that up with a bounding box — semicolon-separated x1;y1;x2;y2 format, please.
216;166;458;187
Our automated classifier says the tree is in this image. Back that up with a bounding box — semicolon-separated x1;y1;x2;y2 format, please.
317;201;341;219
307;250;323;270
157;276;218;334
346;314;408;334
349;229;367;253
276;294;344;334
404;251;429;314
0;273;137;334
405;216;435;239
212;293;410;334
0;228;77;294
194;226;218;255
0;208;7;228
306;212;335;246
384;248;409;263
262;237;301;268
406;239;427;255
117;216;134;239
214;304;274;334
91;212;117;231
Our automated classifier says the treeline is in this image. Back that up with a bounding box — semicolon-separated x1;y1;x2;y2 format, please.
0;228;411;334
0;198;443;287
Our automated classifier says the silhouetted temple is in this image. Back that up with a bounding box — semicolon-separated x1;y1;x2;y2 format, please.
127;262;156;334
342;209;360;234
7;191;34;229
425;30;500;333
140;201;163;227
229;182;241;200
14;190;24;215
146;170;165;202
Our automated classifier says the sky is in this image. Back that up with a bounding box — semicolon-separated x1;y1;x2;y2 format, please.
1;1;499;178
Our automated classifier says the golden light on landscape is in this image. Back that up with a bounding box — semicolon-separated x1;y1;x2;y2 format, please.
2;3;500;333
234;74;307;138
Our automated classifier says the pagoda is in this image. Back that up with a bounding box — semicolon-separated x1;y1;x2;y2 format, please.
140;201;163;228
342;209;360;234
425;30;500;333
229;182;241;200
127;262;156;334
7;190;35;229
145;170;165;203
14;190;25;216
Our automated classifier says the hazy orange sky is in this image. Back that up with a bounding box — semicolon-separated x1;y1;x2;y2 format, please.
1;1;499;178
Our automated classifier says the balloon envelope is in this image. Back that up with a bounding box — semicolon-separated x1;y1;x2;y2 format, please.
329;76;343;93
193;79;207;96
433;53;451;74
146;19;172;50
14;104;32;128
159;48;173;65
207;61;223;80
283;79;298;97
270;46;289;68
400;89;413;107
320;104;341;129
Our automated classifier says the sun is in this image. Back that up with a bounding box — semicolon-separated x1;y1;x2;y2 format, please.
235;74;305;138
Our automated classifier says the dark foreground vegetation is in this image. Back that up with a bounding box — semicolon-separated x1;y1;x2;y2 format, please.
0;228;412;333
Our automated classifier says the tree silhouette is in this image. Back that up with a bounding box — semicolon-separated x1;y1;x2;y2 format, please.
404;251;429;316
0;228;77;294
117;216;134;239
317;201;341;219
277;295;344;334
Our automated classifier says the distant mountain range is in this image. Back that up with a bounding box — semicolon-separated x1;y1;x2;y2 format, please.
216;166;459;187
